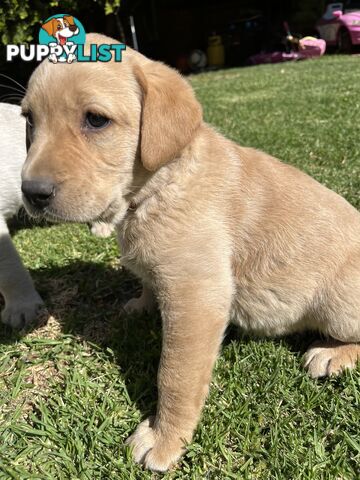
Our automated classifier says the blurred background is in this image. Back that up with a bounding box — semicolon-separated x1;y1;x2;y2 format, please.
1;0;359;86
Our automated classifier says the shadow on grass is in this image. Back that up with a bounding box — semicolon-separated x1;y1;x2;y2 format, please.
223;321;317;356
0;259;161;415
0;256;317;418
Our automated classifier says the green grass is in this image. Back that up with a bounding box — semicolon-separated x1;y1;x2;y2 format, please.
1;55;360;479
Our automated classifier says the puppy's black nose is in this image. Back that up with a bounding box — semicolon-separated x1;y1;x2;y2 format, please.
21;180;55;209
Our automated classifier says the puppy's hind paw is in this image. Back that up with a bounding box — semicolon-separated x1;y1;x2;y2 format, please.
304;340;360;378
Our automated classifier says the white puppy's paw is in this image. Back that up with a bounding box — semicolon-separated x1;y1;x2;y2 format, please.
304;340;360;378
1;292;44;329
90;222;114;238
125;417;184;472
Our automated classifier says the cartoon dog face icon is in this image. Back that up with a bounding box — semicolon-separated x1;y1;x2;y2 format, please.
41;15;79;46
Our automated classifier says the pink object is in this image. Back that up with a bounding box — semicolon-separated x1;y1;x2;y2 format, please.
299;38;327;57
332;10;343;19
316;3;360;49
249;38;326;65
250;51;300;65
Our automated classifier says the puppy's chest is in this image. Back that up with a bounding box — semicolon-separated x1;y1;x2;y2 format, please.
117;218;156;284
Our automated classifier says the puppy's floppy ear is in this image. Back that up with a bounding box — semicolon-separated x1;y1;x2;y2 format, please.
134;61;202;171
41;18;57;37
64;15;75;26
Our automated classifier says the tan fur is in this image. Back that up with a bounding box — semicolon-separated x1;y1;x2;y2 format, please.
134;62;202;170
22;33;360;471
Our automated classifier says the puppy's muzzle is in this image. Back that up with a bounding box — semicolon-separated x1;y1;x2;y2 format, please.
22;179;56;209
69;25;78;32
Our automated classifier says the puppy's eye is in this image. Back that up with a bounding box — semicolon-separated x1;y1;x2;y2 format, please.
85;112;110;130
24;112;34;150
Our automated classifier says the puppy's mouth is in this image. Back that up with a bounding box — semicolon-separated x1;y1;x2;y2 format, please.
22;200;69;223
22;196;118;225
58;34;67;46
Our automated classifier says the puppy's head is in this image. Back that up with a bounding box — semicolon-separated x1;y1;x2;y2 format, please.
41;16;79;44
21;33;202;224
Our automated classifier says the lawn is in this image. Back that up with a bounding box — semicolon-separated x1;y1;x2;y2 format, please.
1;55;360;479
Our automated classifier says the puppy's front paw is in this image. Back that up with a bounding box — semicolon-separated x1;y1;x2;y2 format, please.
1;292;44;329
304;340;360;378
125;417;184;472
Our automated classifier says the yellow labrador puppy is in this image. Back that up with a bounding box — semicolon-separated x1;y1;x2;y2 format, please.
21;34;360;471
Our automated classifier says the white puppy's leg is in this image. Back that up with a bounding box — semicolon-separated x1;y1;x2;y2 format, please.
124;284;155;314
0;218;44;328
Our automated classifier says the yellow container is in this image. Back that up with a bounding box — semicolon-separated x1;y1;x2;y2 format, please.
207;35;225;67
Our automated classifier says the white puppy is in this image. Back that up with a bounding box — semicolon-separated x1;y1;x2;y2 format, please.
0;102;44;327
0;102;112;327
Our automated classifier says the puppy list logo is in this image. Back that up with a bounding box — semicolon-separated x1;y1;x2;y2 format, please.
6;14;125;64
